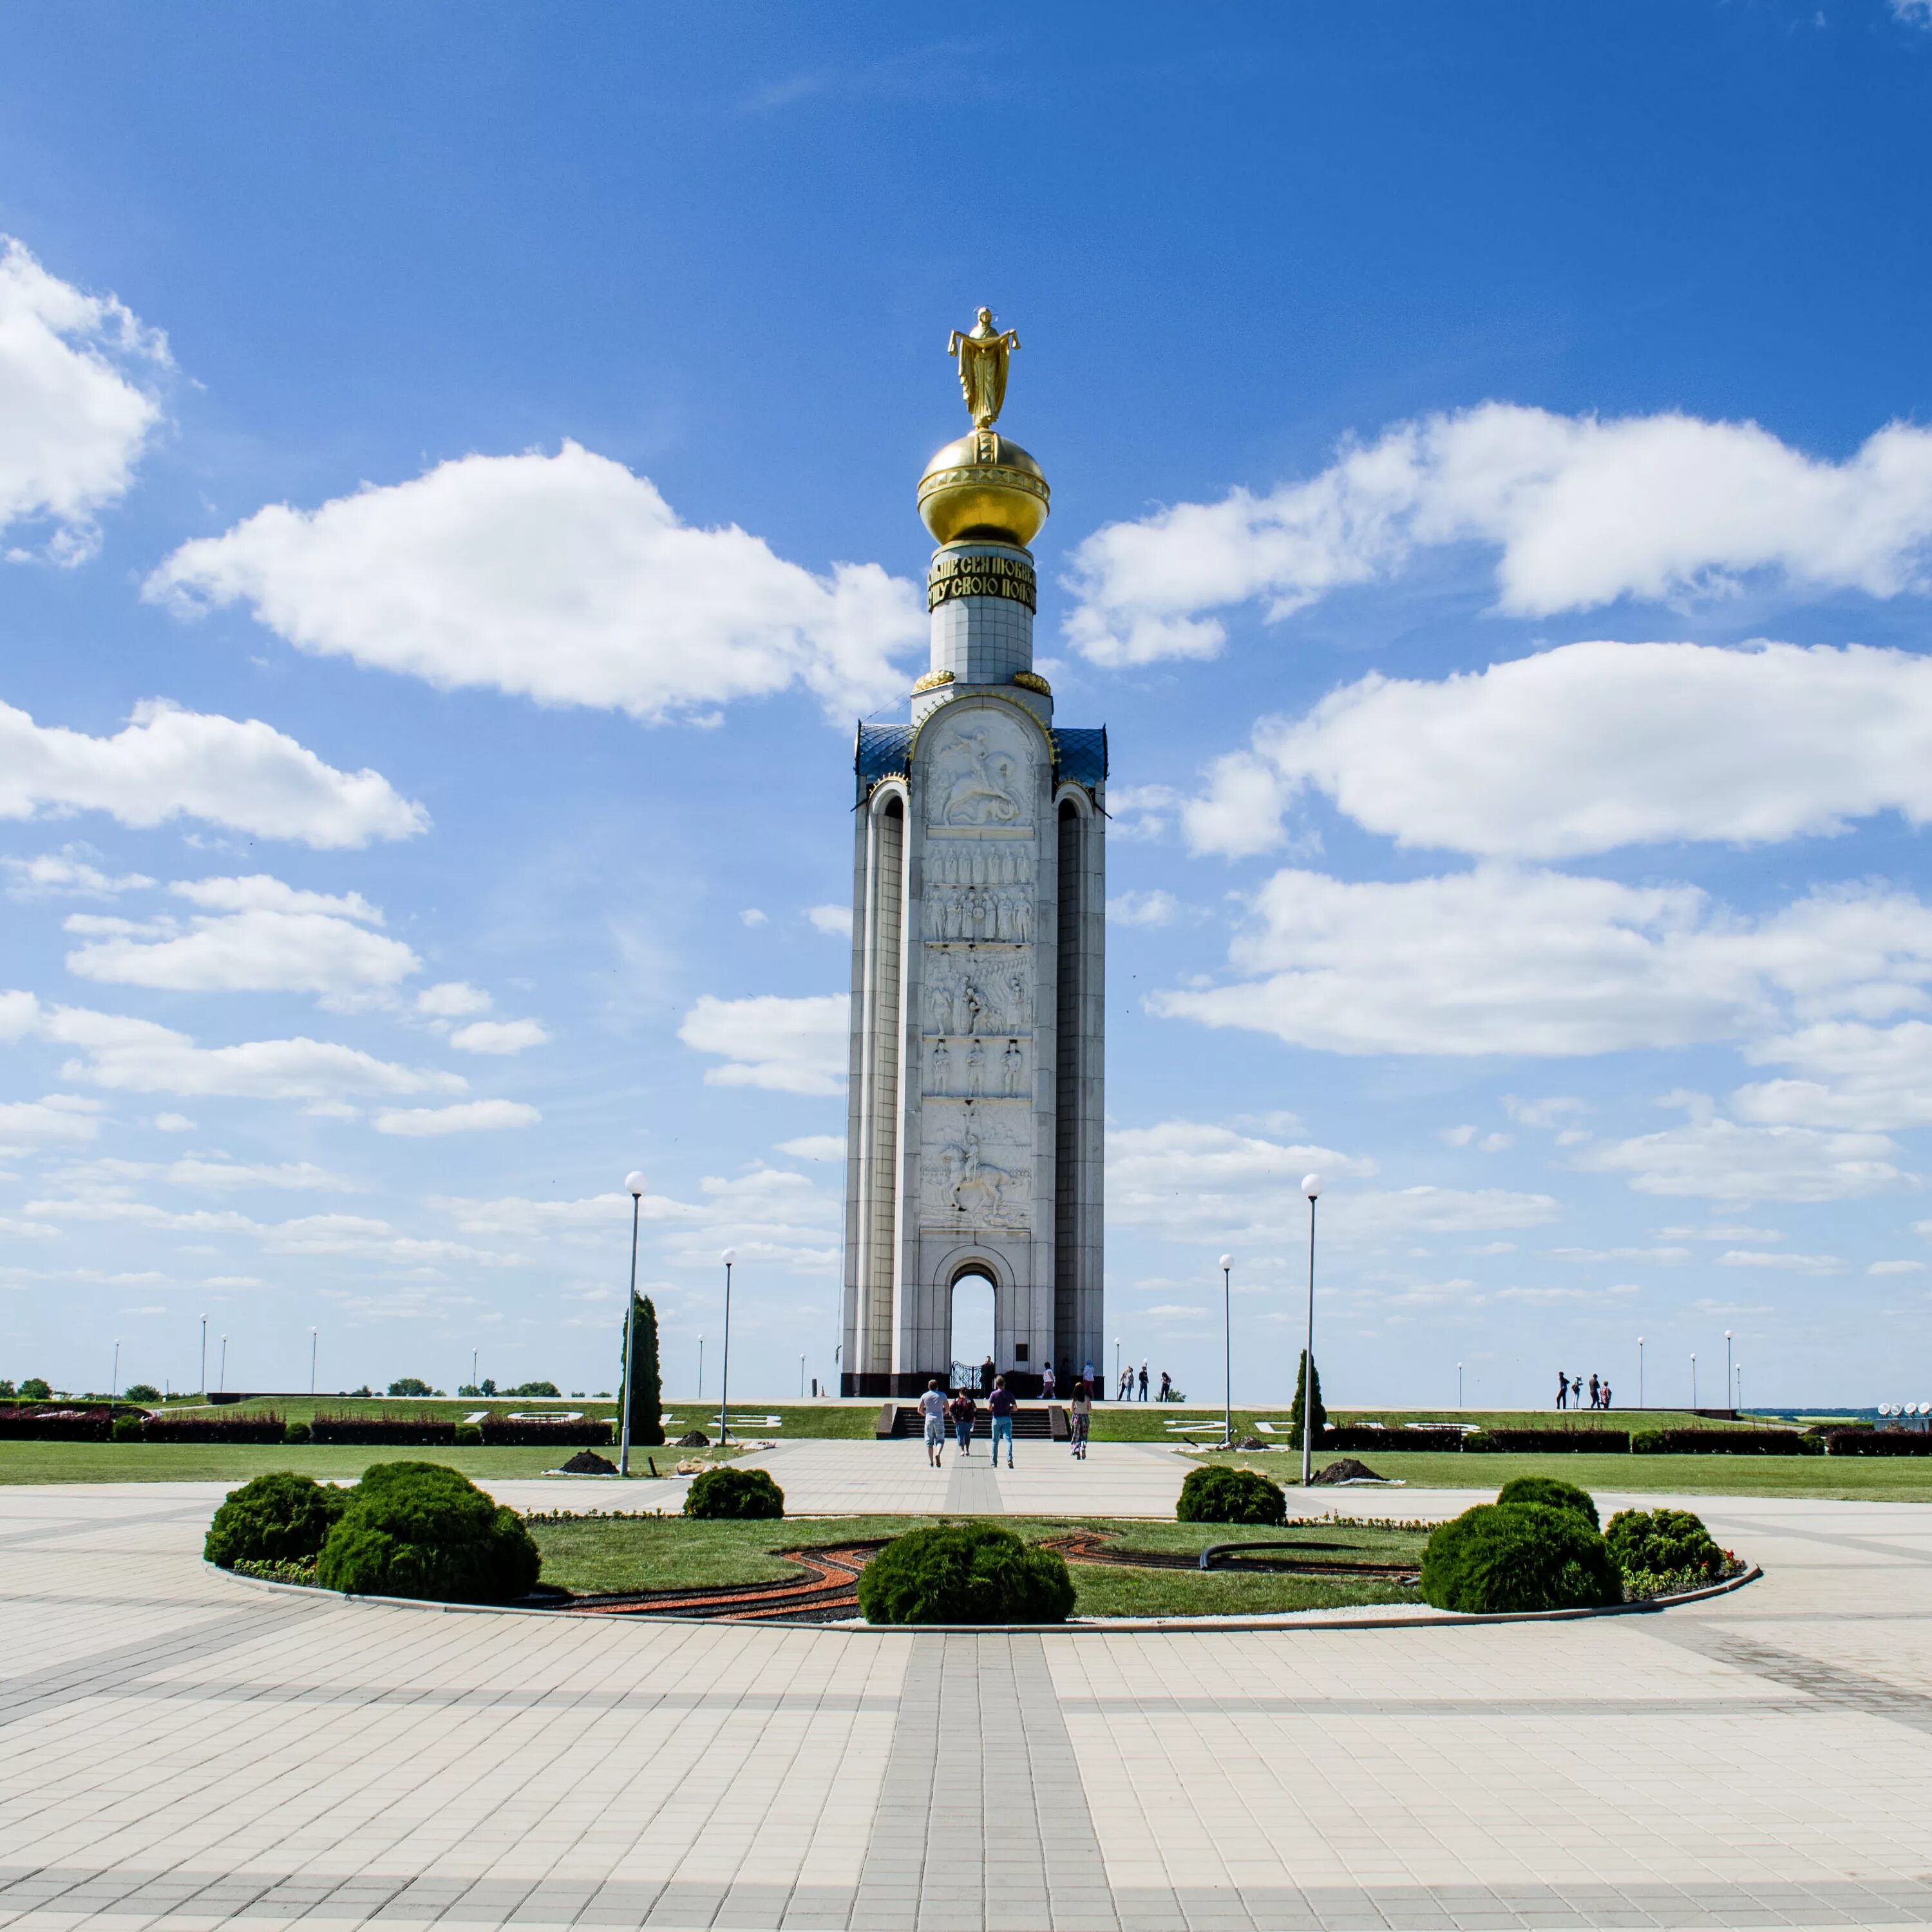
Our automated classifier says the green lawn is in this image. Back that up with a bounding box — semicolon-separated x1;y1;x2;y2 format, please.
0;1440;746;1486
525;1511;1429;1617
1197;1448;1932;1501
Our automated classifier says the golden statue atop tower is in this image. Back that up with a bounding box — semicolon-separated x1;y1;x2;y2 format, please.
918;305;1050;549
948;307;1021;429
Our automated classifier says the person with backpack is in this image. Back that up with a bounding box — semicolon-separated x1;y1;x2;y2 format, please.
949;1386;976;1458
987;1375;1016;1467
1070;1378;1092;1459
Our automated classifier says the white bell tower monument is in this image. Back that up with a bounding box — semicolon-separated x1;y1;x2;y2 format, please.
840;310;1106;1397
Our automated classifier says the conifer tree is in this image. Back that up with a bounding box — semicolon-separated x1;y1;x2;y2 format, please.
620;1293;664;1447
1286;1349;1326;1442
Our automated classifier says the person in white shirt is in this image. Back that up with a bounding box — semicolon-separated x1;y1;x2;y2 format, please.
919;1379;948;1468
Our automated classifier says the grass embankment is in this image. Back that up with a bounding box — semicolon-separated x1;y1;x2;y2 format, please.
1193;1448;1932;1502
526;1511;1429;1618
105;1395;880;1437
0;1441;746;1486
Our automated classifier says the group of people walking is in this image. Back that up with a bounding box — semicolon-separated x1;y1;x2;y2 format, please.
1557;1370;1613;1410
918;1372;1105;1465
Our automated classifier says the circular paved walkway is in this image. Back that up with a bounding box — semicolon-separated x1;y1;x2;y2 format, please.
2;1445;1930;1932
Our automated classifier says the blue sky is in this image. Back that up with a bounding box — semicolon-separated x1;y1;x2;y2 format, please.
4;2;1932;1408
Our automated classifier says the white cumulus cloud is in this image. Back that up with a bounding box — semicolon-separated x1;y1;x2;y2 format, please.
1;992;464;1101
374;1100;541;1137
1153;870;1932;1058
63;873;419;1003
1185;641;1932;861
0;236;170;565
1066;403;1932;667
0;698;426;848
679;992;849;1095
448;1019;549;1056
146;442;925;724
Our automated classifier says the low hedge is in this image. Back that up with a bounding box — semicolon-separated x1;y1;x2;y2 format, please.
1495;1475;1599;1527
683;1466;784;1519
857;1522;1075;1625
0;1405;114;1441
477;1417;612;1448
1419;1502;1622;1613
205;1472;349;1567
1324;1425;1466;1454
309;1415;457;1445
144;1413;287;1444
1631;1427;1813;1456
1605;1506;1725;1578
1177;1464;1287;1525
1464;1428;1629;1454
1826;1428;1932;1455
315;1461;540;1602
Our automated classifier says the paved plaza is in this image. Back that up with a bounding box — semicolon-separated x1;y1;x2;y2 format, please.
4;1444;1932;1931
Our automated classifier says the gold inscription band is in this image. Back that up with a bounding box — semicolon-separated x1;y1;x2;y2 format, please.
927;553;1038;614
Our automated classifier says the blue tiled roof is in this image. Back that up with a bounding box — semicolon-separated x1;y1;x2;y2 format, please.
855;723;914;797
855;718;1108;801
1054;726;1108;789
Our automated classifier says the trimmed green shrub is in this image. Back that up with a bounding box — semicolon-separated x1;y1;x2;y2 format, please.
310;1415;455;1445
111;1416;143;1443
315;1462;540;1603
453;1422;484;1446
205;1472;350;1569
478;1416;612;1446
284;1421;312;1444
1495;1475;1599;1527
1604;1506;1725;1579
1419;1502;1622;1613
144;1413;286;1443
1176;1464;1287;1525
683;1466;784;1519
858;1522;1075;1625
1327;1424;1463;1453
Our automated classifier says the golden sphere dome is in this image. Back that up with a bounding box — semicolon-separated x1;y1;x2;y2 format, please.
917;429;1050;548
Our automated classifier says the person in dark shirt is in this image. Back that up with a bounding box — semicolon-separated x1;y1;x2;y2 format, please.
987;1375;1016;1467
949;1387;976;1458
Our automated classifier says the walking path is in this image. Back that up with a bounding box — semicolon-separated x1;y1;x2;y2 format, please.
3;1454;1931;1930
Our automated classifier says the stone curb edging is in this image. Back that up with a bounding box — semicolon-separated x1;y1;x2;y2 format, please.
208;1559;1761;1631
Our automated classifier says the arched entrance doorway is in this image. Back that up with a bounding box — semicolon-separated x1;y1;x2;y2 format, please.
949;1270;996;1390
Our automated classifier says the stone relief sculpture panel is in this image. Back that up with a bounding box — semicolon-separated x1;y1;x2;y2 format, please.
926;1032;1025;1099
925;714;1036;830
923;959;1032;1037
919;1105;1031;1230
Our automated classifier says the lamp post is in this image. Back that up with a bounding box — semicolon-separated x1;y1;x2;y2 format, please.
1725;1329;1733;1417
218;1335;227;1395
1217;1256;1233;1449
198;1315;207;1399
799;1352;806;1398
471;1348;478;1394
1690;1352;1697;1411
698;1334;704;1399
1115;1335;1122;1394
1736;1361;1743;1414
1638;1336;1645;1411
717;1251;737;1444
309;1327;317;1397
1301;1173;1321;1489
111;1339;119;1402
618;1171;647;1478
1457;1362;1463;1409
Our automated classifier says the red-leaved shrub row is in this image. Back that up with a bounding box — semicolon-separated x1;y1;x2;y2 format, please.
0;1405;115;1441
1323;1425;1466;1453
1633;1427;1812;1455
142;1414;288;1443
1465;1428;1631;1453
309;1416;457;1445
477;1417;612;1447
1828;1429;1932;1455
